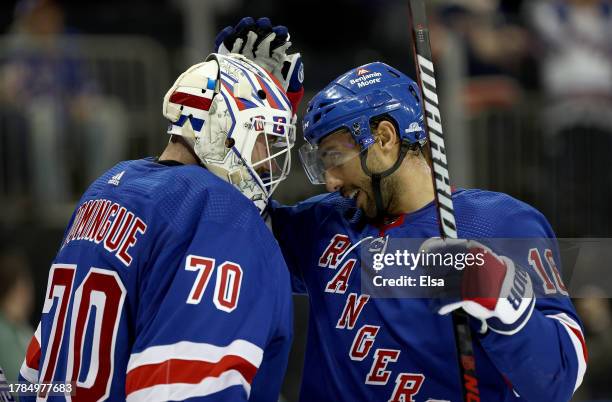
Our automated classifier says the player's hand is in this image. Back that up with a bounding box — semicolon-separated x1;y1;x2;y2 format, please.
215;17;304;113
420;238;535;335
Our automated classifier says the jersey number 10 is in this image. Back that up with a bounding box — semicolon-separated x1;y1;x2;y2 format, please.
528;248;569;296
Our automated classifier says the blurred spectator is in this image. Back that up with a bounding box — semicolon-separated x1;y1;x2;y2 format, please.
428;0;531;114
573;287;612;400
436;0;527;76
0;249;34;383
527;0;612;236
528;0;612;103
0;0;127;206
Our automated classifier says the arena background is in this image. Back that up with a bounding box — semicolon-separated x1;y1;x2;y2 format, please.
0;0;611;400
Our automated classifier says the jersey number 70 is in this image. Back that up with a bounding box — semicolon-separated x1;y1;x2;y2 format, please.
185;255;243;313
39;264;126;401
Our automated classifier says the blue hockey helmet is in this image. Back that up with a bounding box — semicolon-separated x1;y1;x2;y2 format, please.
299;62;426;184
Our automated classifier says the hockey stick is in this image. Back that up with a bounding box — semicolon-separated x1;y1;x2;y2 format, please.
407;1;480;401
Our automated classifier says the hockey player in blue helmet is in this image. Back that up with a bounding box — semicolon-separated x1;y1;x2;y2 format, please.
216;17;430;220
298;62;428;220
217;18;587;402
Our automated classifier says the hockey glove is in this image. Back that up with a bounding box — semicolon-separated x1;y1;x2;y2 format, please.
215;17;304;113
419;238;535;335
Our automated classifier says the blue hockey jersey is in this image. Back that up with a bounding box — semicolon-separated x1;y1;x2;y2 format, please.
19;158;293;402
272;189;587;402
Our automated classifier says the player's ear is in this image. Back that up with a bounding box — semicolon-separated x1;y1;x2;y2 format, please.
374;120;398;154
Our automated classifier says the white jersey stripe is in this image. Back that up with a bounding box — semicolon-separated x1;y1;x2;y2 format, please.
546;313;587;392
33;321;41;343
126;369;250;402
19;322;42;382
19;363;38;383
127;339;263;372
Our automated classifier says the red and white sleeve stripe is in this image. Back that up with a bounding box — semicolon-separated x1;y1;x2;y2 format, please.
546;313;588;392
125;339;263;402
19;322;41;383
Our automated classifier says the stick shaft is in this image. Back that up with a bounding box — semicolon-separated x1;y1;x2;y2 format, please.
407;1;480;400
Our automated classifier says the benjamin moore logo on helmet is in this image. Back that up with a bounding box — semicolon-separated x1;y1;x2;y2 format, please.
349;69;383;89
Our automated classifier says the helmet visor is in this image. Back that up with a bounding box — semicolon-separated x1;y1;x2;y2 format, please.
298;131;365;185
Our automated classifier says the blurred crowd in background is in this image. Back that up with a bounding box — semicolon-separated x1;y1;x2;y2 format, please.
0;0;611;400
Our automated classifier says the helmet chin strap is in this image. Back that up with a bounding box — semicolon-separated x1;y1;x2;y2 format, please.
359;139;411;221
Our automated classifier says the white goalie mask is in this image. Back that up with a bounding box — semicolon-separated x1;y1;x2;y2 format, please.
162;53;296;213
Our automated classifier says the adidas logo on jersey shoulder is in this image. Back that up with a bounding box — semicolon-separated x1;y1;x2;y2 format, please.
108;171;125;186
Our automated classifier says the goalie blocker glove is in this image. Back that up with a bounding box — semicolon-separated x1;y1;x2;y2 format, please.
215;17;304;114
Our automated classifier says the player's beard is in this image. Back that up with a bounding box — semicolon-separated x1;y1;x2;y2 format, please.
361;174;398;219
355;148;402;219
